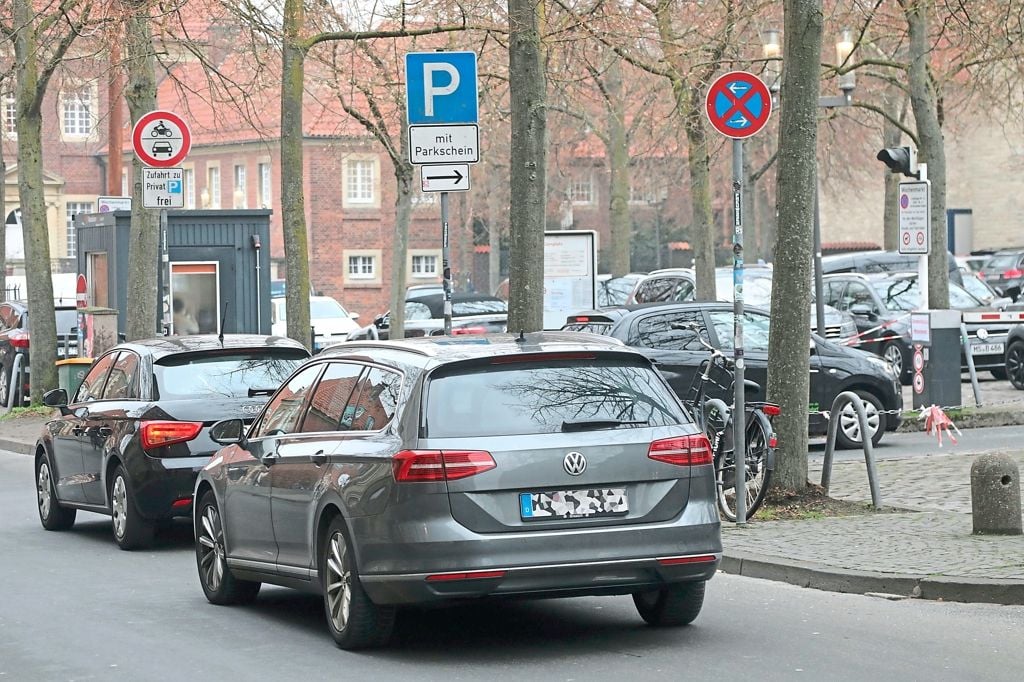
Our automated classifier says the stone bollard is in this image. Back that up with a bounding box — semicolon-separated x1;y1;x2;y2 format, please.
970;453;1022;535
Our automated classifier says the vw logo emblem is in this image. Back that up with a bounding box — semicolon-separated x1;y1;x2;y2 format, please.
240;404;261;415
563;451;587;476
976;328;989;341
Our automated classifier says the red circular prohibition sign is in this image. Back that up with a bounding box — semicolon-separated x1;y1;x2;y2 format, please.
705;71;772;139
132;110;191;167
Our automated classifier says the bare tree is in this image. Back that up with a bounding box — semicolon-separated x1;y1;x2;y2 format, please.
507;0;546;332
5;0;92;402
766;0;822;491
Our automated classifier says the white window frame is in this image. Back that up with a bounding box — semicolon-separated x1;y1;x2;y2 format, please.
65;201;94;258
410;253;439;278
207;165;221;208
258;162;272;208
348;254;376;279
342;155;379;208
2;90;15;139
61;84;96;139
569;174;595;205
183;167;196;209
233;164;247;208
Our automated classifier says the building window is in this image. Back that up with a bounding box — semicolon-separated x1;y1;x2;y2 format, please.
121;169;128;196
2;91;15;138
62;86;93;137
207;166;221;208
411;254;438;278
258;162;272;208
348;254;376;279
569;175;594;205
184;168;195;209
345;159;375;204
65;202;94;258
233;164;247;208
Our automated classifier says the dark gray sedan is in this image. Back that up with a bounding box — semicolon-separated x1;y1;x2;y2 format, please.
194;333;722;649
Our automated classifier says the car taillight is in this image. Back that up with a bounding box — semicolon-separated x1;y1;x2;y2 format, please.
425;569;506;582
9;329;29;348
761;404;782;417
452;326;487;335
1003;269;1023;279
140;420;204;450
572;316;590;323
648;434;713;467
392;450;496;482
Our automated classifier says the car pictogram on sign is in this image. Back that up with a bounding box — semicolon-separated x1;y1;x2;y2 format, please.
151;141;174;156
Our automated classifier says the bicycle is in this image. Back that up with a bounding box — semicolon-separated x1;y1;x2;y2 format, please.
675;323;778;521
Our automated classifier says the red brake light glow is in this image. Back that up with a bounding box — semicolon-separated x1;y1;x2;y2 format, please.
140;420;203;450
392;450;496;482
648;434;713;467
9;329;29;349
425;569;506;582
657;554;717;566
761;404;782;417
1004;269;1023;279
573;316;590;323
452;326;487;336
171;496;193;508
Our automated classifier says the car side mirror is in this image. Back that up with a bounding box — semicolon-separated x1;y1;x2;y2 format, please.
849;304;876;320
210;418;247;446
42;389;70;415
349;312;360;321
374;314;387;328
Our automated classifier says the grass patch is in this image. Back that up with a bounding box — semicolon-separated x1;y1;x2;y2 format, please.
0;405;56;421
752;483;905;521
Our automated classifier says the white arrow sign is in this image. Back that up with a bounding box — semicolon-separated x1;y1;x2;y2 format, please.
421;164;471;192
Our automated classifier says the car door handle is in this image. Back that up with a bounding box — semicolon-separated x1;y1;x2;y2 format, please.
96;426;113;437
311;450;327;466
260;452;279;467
72;426;85;436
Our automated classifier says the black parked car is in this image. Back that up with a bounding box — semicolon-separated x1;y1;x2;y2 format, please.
34;335;310;549
564;302;902;448
369;293;507;339
0;301;79;408
1004;324;1024;390
978;249;1024;300
821;250;963;286
822;272;1011;382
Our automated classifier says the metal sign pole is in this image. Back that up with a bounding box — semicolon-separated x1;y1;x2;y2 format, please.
160;208;170;335
441;191;452;335
732;138;747;525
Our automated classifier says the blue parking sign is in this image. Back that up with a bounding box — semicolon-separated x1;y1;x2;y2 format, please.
405;52;478;125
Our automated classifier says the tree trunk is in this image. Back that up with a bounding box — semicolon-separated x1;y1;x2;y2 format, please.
606;59;630;276
13;0;58;401
389;160;414;340
906;0;949;308
684;87;716;300
767;0;823;492
507;0;547;333
881;105;903;251
1;139;6;300
281;0;312;348
123;7;160;340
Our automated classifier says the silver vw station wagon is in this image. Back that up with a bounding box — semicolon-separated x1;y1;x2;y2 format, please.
194;333;722;649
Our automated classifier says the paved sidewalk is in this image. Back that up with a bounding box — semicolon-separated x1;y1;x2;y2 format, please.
722;450;1024;604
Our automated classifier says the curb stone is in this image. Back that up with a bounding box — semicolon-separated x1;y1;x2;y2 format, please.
720;551;1024;605
0;438;33;456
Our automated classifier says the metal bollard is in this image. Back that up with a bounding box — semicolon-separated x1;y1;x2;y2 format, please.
970;454;1022;535
820;391;883;509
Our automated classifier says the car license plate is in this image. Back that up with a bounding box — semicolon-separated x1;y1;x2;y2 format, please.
519;488;628;520
970;343;1004;355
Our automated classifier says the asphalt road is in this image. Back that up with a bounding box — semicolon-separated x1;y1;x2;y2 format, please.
3;451;1023;680
810;424;1023;462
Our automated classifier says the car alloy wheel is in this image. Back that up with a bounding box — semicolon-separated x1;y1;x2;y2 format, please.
0;365;8;408
109;465;153;550
198;504;226;593
111;476;128;540
1007;341;1024;390
36;458;75;530
37;462;52;520
883;343;905;375
325;530;353;633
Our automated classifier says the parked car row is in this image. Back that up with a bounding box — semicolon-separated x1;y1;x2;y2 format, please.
0;301;80;408
35;331;719;649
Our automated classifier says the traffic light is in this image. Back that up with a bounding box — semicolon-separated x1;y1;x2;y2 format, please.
876;146;918;178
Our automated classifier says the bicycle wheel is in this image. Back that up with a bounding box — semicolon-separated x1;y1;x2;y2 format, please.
715;414;772;521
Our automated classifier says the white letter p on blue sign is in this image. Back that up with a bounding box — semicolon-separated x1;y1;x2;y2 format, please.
423;63;460;116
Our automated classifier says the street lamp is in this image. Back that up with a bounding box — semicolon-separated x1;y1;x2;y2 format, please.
761;28;859;336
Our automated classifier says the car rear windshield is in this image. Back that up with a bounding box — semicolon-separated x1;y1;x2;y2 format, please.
560;322;613;335
154;349;309;400
985;254;1019;271
423;358;688;438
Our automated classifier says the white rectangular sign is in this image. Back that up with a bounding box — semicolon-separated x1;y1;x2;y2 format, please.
409;124;479;165
910;312;931;344
421;164;470;192
98;196;132;212
143;167;184;209
543;230;598;330
898;180;930;255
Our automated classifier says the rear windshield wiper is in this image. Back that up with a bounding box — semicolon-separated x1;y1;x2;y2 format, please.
561;418;649;432
247;387;277;397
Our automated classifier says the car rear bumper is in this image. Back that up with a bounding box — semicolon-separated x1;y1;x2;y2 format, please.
131;454;211;520
359;551;720;605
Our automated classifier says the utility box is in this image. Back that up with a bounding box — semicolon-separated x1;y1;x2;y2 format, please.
74;210;272;337
77;307;119;357
911;309;962;409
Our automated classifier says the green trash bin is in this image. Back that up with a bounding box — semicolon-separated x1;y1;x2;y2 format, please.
56;358;93;399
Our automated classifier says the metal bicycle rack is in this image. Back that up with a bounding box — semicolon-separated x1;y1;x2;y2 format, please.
819;391;883;509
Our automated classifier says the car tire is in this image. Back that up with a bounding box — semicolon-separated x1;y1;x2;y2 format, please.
36;457;76;530
633;580;706;627
320;516;395;650
109;464;154;550
835;390;886;450
990;368;1008;381
882;342;910;385
1007;340;1024;390
0;363;10;409
195;490;261;605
